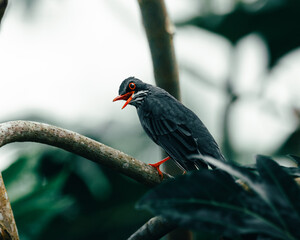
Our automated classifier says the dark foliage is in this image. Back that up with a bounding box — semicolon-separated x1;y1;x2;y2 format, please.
276;128;300;157
177;0;300;67
138;155;300;240
3;148;151;240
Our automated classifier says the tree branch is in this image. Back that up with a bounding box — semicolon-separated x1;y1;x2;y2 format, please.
128;216;176;240
137;1;190;239
137;0;180;100
138;0;183;175
0;0;7;24
0;120;172;187
0;173;19;240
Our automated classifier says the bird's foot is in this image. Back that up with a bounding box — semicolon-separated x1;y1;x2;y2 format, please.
149;163;164;179
149;156;171;180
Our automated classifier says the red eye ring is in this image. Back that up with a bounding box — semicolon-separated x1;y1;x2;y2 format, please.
129;82;136;90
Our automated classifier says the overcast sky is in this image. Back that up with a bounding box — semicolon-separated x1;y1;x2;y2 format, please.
0;0;299;169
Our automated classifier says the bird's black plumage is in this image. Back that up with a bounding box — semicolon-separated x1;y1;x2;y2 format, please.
115;77;226;171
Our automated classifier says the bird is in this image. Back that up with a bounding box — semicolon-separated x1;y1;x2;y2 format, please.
113;77;226;178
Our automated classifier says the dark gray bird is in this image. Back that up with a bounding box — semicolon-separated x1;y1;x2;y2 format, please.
113;77;225;178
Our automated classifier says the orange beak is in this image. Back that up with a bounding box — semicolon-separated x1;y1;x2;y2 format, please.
113;91;134;109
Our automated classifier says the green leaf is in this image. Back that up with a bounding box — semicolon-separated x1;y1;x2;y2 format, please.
256;155;300;236
12;169;74;238
200;156;267;201
3;154;42;202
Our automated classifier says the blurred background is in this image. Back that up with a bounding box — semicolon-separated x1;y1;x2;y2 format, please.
0;0;299;239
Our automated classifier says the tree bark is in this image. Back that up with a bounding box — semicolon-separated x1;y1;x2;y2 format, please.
137;0;180;100
0;0;7;24
0;173;19;240
0;121;172;187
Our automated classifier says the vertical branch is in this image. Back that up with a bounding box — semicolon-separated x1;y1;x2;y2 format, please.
137;1;192;239
0;0;7;24
137;0;183;176
137;0;180;100
0;173;19;240
0;2;18;239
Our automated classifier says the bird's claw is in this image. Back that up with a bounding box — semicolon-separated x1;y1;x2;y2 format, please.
149;156;171;180
149;163;164;180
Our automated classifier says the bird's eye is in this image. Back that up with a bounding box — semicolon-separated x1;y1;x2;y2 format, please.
129;82;136;90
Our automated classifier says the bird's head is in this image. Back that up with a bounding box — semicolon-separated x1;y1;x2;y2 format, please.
113;77;150;109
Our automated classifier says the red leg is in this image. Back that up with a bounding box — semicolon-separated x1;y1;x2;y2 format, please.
149;156;171;179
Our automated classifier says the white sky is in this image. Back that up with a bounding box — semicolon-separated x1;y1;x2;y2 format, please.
0;0;153;125
0;0;298;168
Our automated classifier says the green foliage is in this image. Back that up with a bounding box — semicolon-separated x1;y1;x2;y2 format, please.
3;147;151;240
138;155;300;240
3;153;73;239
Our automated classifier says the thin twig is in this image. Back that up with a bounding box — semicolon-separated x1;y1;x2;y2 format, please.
128;216;176;240
0;120;172;187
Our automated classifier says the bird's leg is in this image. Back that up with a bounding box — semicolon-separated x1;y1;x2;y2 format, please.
149;156;171;179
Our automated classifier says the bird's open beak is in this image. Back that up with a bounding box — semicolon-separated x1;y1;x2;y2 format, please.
113;91;134;109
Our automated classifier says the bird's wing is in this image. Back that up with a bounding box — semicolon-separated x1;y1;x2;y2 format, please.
139;92;225;170
142;116;205;170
